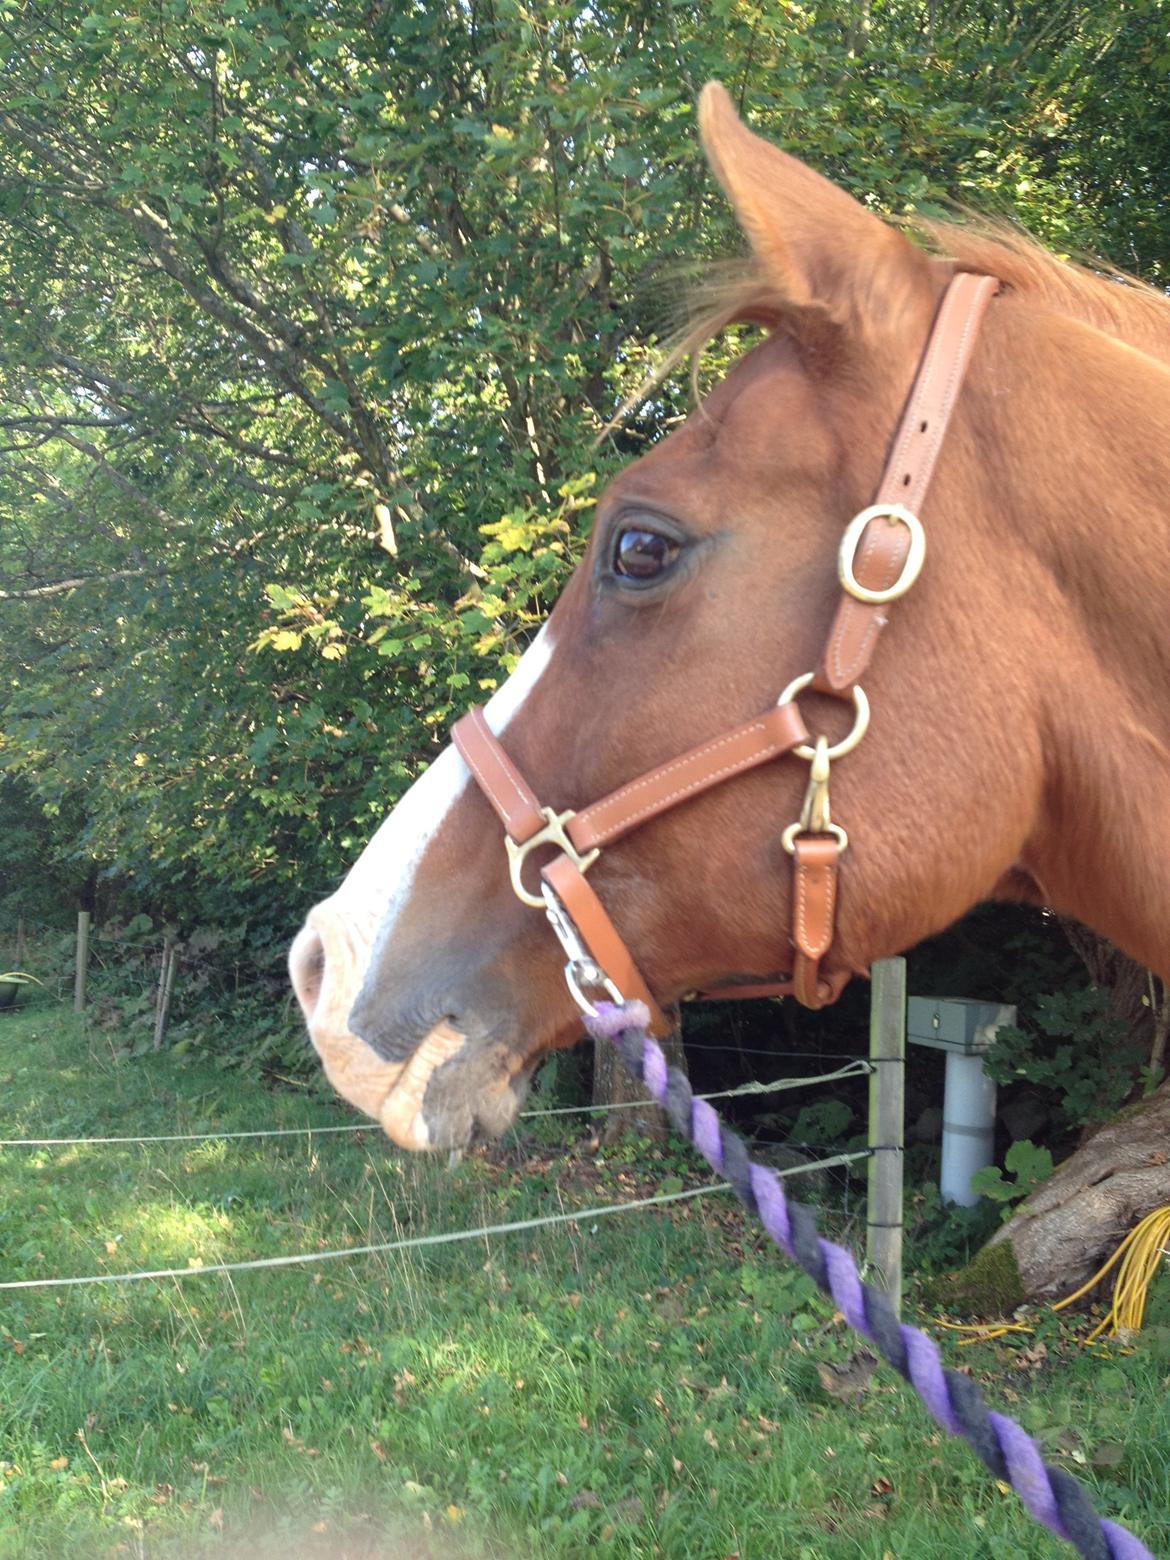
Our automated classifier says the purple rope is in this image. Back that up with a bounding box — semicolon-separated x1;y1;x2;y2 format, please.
585;1000;1156;1560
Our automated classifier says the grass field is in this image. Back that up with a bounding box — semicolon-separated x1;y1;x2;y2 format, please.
0;1006;1166;1559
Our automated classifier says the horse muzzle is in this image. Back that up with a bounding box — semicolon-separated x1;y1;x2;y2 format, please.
290;907;542;1150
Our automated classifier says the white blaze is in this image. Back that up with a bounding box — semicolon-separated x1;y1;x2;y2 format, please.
293;624;558;1144
482;621;556;730
327;625;555;942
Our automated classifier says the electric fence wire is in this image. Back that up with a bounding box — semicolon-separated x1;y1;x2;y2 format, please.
0;1150;871;1291
0;1059;873;1148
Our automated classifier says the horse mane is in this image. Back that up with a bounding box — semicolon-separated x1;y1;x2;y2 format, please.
627;216;1170;421
919;217;1170;354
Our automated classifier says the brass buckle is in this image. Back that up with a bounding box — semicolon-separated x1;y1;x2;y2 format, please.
505;806;600;908
837;503;926;605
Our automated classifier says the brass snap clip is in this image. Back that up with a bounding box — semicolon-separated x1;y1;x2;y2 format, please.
541;881;625;1015
781;735;849;856
505;806;600;908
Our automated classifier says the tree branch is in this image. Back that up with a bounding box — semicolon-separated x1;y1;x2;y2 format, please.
0;568;148;600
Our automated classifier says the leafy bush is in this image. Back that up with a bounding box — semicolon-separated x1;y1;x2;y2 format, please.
904;1181;1002;1275
970;1140;1055;1220
983;988;1142;1130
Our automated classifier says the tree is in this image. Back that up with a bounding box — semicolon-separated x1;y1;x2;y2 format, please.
983;1085;1170;1305
958;929;1170;1305
2;0;1169;1169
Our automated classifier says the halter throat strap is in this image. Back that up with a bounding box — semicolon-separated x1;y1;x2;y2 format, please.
451;271;998;1034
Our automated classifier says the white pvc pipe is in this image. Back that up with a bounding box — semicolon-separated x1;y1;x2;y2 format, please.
940;1051;997;1207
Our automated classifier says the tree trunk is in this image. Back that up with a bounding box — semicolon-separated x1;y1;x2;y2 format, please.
1060;919;1157;1068
940;925;1170;1311
948;1082;1170;1310
592;1005;688;1145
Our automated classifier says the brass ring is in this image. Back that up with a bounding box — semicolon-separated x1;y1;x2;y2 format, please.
776;673;870;760
780;821;849;856
838;504;926;605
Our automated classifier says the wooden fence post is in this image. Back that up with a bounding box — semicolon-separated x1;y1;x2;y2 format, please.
74;910;91;1014
866;956;906;1315
153;936;177;1050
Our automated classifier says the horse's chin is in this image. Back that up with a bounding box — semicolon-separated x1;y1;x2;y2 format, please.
384;1020;540;1150
311;1016;540;1151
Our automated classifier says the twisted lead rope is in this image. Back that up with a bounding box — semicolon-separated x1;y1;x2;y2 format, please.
585;1001;1156;1560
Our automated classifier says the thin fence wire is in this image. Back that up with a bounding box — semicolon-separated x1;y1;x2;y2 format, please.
0;1059;873;1148
518;1058;871;1117
0;1150;871;1292
3;931;874;1291
681;1042;866;1060
0;1122;381;1148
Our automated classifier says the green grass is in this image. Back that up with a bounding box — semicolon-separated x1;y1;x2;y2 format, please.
0;1009;1166;1559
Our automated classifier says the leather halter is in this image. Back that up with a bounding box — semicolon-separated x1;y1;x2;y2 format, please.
452;271;998;1038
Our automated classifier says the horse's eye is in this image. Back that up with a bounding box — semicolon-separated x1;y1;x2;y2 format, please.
613;527;678;580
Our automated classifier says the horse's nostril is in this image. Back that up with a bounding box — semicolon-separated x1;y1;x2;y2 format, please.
289;923;326;1021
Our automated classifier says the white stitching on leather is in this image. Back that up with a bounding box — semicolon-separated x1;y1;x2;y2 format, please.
549;864;665;1027
825;275;992;687
457;715;538;839
579;716;795;842
794;860;835;958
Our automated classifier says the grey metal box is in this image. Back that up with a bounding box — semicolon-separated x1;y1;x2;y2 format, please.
906;997;1017;1056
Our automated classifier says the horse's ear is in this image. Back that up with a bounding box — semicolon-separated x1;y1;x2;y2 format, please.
698;81;931;333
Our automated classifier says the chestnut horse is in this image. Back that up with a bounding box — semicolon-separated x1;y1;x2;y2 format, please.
290;83;1170;1151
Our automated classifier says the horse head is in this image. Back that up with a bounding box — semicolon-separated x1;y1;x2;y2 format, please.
290;84;1170;1148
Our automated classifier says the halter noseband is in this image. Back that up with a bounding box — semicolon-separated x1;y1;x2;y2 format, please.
452;271;998;1036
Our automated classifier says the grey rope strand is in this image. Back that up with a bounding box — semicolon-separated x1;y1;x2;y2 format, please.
585;1001;1154;1560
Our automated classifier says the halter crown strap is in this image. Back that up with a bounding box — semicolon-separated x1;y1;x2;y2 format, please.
815;271;997;695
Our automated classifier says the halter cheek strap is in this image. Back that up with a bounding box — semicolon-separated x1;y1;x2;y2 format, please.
451;271;998;1031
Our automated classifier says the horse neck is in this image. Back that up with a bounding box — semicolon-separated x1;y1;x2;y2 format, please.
991;302;1170;977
